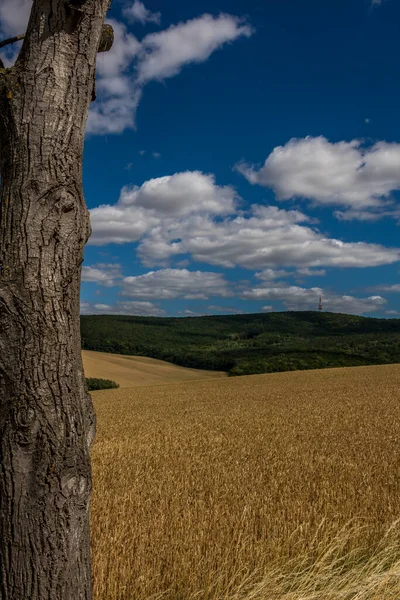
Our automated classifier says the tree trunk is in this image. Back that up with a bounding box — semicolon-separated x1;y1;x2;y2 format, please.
0;1;111;598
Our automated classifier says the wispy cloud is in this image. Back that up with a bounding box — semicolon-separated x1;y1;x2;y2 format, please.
123;1;161;25
81;264;123;287
296;268;326;277
80;300;166;316
208;305;245;314
88;13;253;134
241;283;387;315
135;14;253;84
369;283;400;293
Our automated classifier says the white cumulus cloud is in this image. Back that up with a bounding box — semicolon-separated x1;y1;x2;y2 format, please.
119;171;237;216
137;205;400;270
236;136;400;215
89;171;238;245
89;172;400;271
121;269;233;299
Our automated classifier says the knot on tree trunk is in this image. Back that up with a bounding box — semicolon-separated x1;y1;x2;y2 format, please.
61;474;90;506
13;403;40;448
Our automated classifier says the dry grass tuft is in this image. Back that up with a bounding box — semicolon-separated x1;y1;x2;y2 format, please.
90;363;400;599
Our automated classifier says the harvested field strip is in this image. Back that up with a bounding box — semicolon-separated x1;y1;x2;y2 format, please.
90;363;400;599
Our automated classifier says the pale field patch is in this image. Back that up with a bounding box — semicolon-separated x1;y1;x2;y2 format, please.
82;349;228;388
90;363;400;599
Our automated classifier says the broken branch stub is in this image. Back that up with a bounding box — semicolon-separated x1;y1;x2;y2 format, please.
98;24;114;53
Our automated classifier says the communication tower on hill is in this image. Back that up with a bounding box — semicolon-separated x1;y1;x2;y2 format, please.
318;296;323;312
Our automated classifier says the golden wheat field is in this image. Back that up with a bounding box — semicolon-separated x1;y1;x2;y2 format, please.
89;362;400;600
82;350;228;388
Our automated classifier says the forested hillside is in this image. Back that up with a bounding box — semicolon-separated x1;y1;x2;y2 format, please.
80;311;400;376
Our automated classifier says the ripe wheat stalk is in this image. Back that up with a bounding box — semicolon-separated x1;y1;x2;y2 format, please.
90;364;400;599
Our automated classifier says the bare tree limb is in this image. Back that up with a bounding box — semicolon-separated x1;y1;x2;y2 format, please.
0;25;113;54
0;34;25;50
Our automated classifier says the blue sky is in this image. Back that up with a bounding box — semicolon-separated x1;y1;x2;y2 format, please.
2;0;400;317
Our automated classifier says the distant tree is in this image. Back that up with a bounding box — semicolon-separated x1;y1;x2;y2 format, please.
0;2;114;598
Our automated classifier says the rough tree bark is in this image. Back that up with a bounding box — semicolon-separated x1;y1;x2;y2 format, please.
0;1;113;598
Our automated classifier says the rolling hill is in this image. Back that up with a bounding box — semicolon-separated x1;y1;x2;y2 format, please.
80;311;400;376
